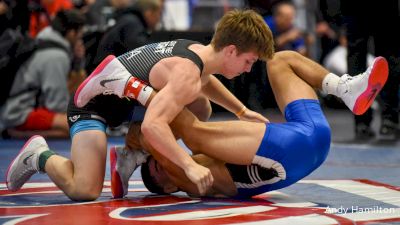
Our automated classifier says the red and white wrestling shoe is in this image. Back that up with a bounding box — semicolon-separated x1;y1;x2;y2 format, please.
340;56;388;115
110;146;148;198
74;55;131;108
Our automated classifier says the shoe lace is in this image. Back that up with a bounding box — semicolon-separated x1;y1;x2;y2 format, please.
343;74;353;81
338;75;351;95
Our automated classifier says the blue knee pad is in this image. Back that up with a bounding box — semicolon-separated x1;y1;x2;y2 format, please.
70;120;106;138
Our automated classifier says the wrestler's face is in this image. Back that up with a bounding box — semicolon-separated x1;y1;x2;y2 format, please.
148;157;178;193
222;45;258;79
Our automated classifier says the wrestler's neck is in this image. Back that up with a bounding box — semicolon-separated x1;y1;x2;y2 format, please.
192;44;225;76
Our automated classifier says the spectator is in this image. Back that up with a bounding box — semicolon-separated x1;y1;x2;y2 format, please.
0;9;86;138
0;0;12;34
314;0;342;63
28;0;74;37
245;0;283;16
322;28;375;76
264;1;307;55
93;0;163;65
341;0;400;140
292;0;318;59
0;0;31;34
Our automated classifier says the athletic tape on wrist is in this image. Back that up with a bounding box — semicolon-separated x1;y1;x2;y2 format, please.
137;85;153;106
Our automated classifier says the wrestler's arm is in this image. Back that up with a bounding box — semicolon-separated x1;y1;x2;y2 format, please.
133;87;265;166
165;154;236;198
141;67;213;195
127;124;234;197
202;75;246;115
202;74;268;123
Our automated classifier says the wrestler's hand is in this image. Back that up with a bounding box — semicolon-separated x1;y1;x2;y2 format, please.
238;109;269;123
185;162;214;195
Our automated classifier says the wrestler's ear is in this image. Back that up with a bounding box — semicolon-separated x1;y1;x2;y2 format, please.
223;45;237;57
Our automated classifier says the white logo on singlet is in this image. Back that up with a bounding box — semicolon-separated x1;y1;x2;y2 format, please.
154;41;177;54
127;46;145;60
69;115;80;123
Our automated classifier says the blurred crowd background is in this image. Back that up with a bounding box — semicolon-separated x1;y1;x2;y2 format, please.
0;0;399;141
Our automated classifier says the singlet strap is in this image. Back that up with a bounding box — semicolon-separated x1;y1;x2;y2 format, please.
172;39;204;74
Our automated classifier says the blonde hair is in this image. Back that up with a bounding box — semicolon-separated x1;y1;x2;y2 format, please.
211;9;275;61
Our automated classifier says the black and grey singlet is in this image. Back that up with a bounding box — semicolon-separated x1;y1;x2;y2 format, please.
117;39;204;82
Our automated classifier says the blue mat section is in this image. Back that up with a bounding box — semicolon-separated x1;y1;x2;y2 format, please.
308;143;400;186
0;137;399;225
1;138;399;185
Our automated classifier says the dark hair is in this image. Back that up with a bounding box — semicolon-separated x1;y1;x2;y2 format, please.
140;156;168;195
272;1;295;16
51;9;86;36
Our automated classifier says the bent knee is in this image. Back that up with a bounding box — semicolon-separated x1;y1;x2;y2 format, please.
268;51;300;67
65;179;104;201
274;50;301;60
68;187;102;201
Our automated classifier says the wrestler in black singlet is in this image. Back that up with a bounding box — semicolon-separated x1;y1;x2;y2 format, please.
67;39;204;128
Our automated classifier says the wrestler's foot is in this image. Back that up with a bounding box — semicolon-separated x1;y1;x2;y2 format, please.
6;135;48;191
340;56;388;115
110;146;149;198
74;55;131;108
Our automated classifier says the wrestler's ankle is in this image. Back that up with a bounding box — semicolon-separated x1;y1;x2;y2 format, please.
124;77;154;106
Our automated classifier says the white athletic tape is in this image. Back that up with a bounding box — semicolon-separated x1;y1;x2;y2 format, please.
137;85;153;106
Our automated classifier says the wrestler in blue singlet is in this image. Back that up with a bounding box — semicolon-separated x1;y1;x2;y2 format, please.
226;99;331;198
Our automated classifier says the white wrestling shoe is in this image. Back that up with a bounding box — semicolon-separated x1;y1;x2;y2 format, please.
110;146;149;198
340;56;388;115
74;55;131;108
6;135;49;191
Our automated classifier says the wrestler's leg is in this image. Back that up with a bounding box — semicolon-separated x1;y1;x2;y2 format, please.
167;58;319;165
267;51;329;90
271;50;388;115
44;130;108;201
131;65;317;165
127;61;318;165
266;51;319;112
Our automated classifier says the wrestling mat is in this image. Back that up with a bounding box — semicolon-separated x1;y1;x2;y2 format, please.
0;136;399;225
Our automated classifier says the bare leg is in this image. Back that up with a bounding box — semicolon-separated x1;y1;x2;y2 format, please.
131;59;319;165
272;50;389;116
167;53;320;164
44;130;108;201
171;111;265;164
269;51;330;91
266;51;319;112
